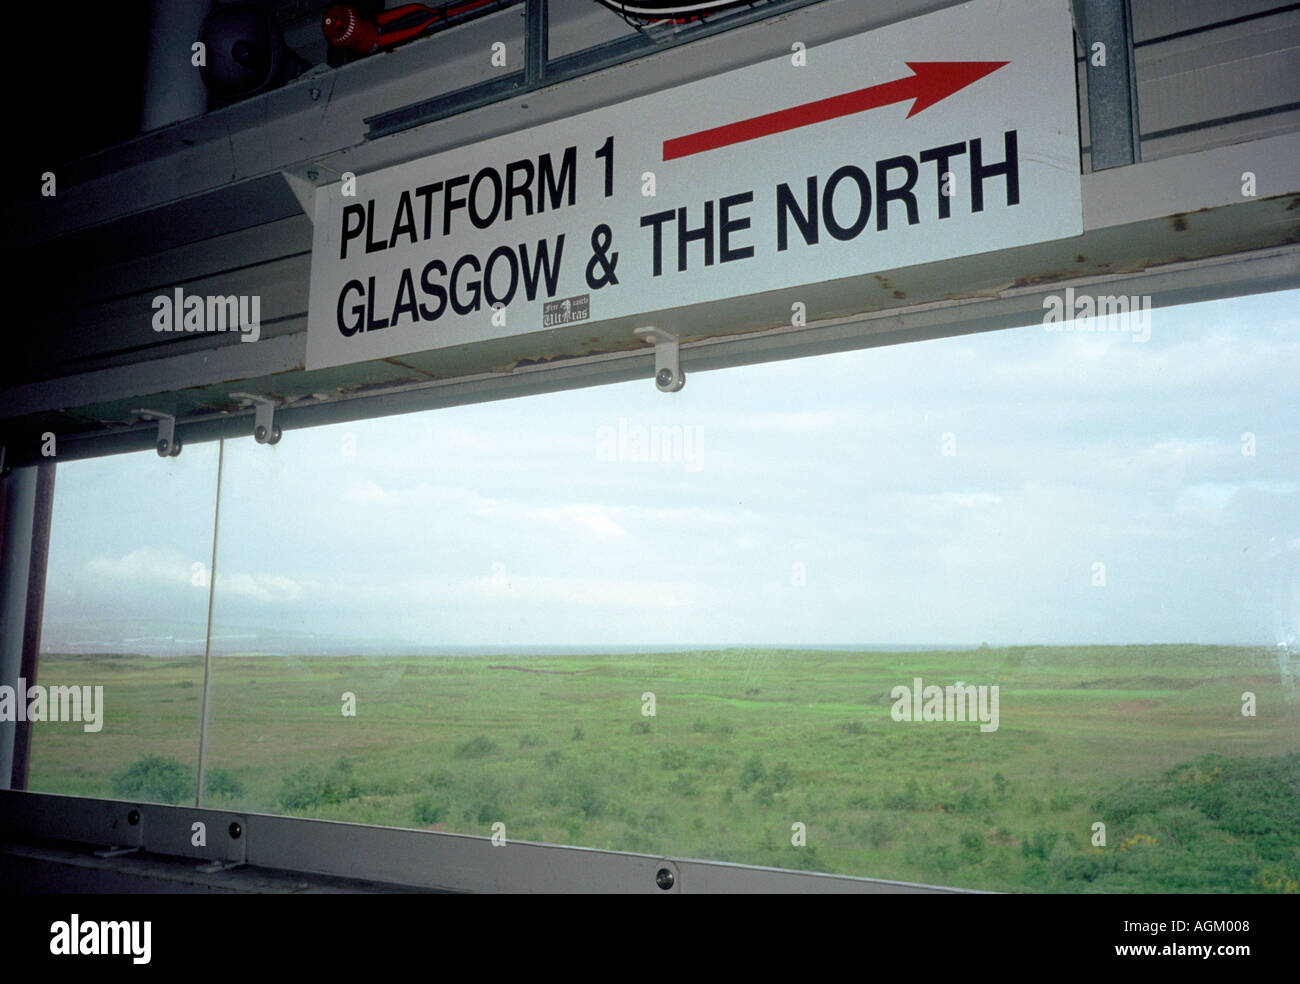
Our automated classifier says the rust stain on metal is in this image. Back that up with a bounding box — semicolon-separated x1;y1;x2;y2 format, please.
336;378;409;396
1170;213;1189;232
1075;255;1086;263
1010;271;1070;288
382;356;427;372
892;290;906;299
513;348;608;369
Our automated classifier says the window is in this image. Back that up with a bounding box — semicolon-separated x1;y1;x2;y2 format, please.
32;288;1300;892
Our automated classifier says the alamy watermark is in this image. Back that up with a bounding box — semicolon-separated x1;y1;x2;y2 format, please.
890;677;999;733
50;914;150;964
596;417;703;472
1043;287;1150;343
152;288;261;343
0;679;103;732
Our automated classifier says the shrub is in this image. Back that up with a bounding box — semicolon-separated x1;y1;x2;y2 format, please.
660;747;688;771
784;845;825;871
959;830;985;862
413;796;444;825
1053;851;1104;882
111;755;192;804
866;815;895;847
1021;828;1059;861
1083;752;1300;891
768;762;795;792
576;780;606;819
1251;868;1300;894
202;767;245;800
739;755;765;791
883;779;922;811
278;757;362;812
953;786;987;814
424;769;453;789
669;774;699;797
1049;790;1075;811
455;735;499;759
463;777;503;825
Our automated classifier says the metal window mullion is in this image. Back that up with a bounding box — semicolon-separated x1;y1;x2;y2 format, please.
525;0;548;87
10;464;55;791
194;440;224;807
1075;0;1141;169
0;468;38;789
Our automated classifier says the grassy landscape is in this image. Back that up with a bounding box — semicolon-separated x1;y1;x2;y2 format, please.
25;644;1300;892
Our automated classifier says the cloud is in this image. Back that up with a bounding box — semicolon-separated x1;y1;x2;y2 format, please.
1141;439;1222;465
332;571;704;611
86;547;190;585
986;330;1300;395
928;492;1003;509
216;571;302;603
715;408;869;434
85;548;301;604
339;480;747;539
561;504;627;538
1174;481;1300;521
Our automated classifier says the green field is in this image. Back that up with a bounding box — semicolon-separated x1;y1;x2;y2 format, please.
25;644;1300;892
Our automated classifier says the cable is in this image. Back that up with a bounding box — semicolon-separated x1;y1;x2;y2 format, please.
594;0;750;23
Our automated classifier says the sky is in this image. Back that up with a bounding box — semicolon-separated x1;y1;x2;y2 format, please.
40;288;1300;654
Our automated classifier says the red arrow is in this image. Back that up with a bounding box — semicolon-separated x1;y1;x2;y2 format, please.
662;61;1009;162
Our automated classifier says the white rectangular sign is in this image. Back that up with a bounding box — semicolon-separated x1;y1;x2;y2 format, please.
306;0;1083;371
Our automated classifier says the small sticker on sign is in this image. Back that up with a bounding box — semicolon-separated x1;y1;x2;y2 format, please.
543;294;590;328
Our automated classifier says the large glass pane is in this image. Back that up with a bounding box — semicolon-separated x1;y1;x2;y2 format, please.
193;288;1299;892
32;443;220;804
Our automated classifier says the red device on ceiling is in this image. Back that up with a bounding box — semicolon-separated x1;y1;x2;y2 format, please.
323;1;503;54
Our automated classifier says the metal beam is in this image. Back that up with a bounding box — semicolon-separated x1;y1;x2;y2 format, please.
525;0;548;87
0;791;979;893
10;464;54;791
4;241;1294;469
0;468;38;789
1075;0;1141;168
